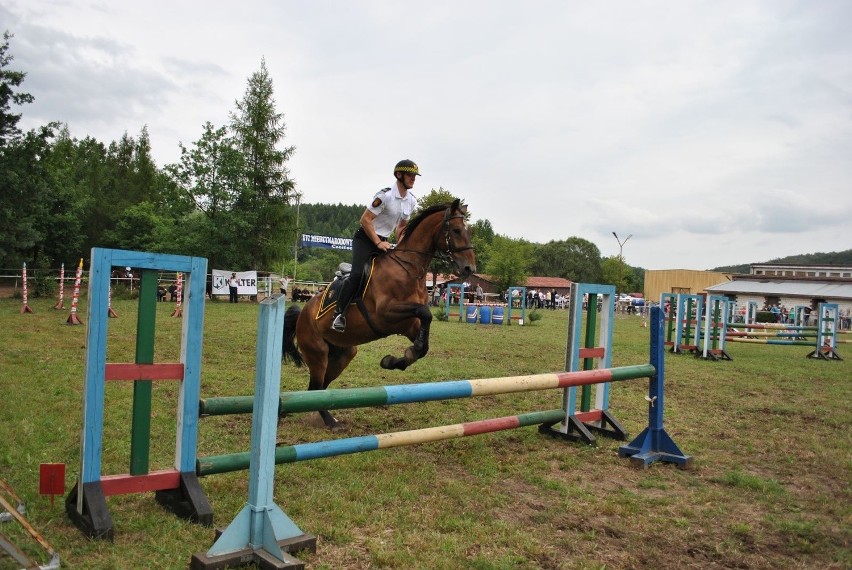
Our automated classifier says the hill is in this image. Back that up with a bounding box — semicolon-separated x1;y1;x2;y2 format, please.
712;249;852;274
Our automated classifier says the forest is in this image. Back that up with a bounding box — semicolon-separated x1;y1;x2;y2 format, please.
0;31;646;294
8;31;847;296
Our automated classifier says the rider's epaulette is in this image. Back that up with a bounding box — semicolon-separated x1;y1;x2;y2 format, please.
371;188;392;208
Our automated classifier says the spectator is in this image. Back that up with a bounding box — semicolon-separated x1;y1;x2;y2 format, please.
475;283;483;304
228;272;239;303
280;275;290;298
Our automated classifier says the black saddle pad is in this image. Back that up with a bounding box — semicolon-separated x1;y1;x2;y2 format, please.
315;257;377;320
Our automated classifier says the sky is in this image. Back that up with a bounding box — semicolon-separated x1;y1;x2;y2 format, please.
3;0;851;270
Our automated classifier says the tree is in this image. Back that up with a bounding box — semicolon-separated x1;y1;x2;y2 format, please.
230;58;296;270
0;31;34;147
601;255;631;294
528;237;603;282
0;126;56;265
416;187;463;287
470;218;494;274
487;234;531;291
167;122;244;218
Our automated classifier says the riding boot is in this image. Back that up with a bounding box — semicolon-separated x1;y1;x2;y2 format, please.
332;278;354;332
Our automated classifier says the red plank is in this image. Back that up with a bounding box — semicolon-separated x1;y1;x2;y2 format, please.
574;410;603;422
104;363;184;381
578;347;606;359
100;470;181;496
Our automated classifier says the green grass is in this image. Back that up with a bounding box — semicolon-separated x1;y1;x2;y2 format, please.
0;296;850;569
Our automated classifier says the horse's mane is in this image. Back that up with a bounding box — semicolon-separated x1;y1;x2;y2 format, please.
398;202;452;245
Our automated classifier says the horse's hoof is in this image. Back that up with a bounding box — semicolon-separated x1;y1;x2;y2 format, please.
380;355;395;369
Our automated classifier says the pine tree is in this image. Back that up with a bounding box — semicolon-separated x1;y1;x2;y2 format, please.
230;58;296;269
0;31;34;147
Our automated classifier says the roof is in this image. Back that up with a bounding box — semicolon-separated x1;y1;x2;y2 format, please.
706;279;852;299
525;276;572;288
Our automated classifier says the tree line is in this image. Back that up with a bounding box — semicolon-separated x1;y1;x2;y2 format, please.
0;31;643;295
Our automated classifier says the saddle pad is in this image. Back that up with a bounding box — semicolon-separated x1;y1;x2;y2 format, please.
315;257;377;320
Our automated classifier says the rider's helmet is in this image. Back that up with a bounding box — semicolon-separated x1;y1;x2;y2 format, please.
394;159;421;177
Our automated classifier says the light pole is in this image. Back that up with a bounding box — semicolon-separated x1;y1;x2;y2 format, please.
612;231;632;260
292;192;302;283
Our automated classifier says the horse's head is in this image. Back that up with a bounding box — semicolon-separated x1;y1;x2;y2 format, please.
441;199;476;279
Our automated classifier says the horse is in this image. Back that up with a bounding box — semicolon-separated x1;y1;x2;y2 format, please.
283;199;476;428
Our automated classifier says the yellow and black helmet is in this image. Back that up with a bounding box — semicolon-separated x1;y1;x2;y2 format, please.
394;159;421;177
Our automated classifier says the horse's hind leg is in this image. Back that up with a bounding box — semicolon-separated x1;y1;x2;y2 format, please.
312;344;357;429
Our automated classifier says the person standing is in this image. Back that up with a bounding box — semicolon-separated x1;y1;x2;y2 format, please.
228;272;239;303
475;283;483;304
331;159;420;332
280;275;290;298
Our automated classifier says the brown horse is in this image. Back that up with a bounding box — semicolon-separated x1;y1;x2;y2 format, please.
283;199;476;428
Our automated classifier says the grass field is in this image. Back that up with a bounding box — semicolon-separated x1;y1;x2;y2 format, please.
1;295;850;569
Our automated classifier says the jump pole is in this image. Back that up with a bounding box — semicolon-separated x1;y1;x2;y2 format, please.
20;262;34;314
65;258;84;325
53;262;65;310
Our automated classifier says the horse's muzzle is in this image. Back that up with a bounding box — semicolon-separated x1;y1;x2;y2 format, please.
456;264;476;280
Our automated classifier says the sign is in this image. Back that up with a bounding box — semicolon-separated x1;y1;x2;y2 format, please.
301;233;352;250
212;269;258;296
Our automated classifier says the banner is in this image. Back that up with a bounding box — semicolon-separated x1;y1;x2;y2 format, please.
212;269;258;296
301;233;352;250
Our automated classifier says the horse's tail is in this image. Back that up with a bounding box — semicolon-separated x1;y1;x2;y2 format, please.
282;305;304;367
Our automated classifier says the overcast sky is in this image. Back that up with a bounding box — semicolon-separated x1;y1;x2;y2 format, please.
4;1;851;270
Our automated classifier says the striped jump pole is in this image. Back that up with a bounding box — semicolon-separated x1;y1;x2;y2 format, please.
20;262;34;314
200;364;654;422
53;262;65;310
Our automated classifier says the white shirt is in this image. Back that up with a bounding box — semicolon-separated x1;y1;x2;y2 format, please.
366;185;417;237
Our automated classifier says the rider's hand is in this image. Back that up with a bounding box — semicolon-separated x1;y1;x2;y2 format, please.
377;241;392;252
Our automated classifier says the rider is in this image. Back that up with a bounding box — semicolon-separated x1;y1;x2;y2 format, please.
331;159;420;332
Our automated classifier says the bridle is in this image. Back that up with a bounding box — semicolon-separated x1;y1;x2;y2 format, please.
391;206;473;277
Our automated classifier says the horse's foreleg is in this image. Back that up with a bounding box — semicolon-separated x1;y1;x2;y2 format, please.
380;304;432;371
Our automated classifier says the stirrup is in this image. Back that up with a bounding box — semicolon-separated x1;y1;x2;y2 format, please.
331;313;346;332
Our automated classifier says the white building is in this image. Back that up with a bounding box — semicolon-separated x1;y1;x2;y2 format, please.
705;263;852;322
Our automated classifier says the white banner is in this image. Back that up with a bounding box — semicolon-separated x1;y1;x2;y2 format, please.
212;269;258;296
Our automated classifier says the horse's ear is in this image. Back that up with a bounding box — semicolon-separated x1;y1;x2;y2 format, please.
451;198;461;212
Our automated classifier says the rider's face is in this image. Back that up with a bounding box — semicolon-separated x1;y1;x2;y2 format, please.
402;172;417;189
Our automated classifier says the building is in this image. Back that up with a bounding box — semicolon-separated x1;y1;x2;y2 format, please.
706;263;852;316
644;269;733;303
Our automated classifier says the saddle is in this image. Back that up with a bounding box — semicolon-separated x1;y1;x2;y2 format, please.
315;258;377;319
